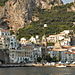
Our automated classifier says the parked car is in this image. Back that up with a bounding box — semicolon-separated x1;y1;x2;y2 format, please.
71;61;75;64
65;61;70;64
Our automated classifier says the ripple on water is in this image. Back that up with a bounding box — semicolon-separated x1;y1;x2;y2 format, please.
0;67;74;75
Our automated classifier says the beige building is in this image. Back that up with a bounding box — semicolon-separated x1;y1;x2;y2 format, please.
9;50;30;63
9;43;34;63
47;35;57;43
47;30;74;62
47;30;73;46
0;36;9;49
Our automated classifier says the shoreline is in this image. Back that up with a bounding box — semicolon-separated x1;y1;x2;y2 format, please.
0;63;75;68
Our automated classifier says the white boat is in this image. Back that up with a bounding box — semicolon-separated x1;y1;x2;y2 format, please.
56;65;66;67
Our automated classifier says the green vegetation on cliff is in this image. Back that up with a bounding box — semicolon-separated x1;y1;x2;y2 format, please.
0;0;8;6
17;2;75;39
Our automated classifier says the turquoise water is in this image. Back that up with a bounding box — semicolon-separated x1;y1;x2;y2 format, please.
0;67;74;75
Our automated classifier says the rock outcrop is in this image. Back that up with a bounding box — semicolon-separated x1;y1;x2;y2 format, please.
67;3;75;12
3;0;34;31
36;0;63;9
0;0;63;31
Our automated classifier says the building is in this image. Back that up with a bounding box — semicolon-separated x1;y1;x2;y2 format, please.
9;43;34;63
29;36;36;44
47;30;74;62
0;36;9;49
8;35;18;50
0;28;19;63
0;28;10;36
0;28;18;50
31;45;42;62
0;28;10;63
9;50;31;63
29;36;40;44
47;35;57;43
20;37;27;45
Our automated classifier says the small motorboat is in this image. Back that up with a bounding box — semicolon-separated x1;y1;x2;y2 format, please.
56;65;66;67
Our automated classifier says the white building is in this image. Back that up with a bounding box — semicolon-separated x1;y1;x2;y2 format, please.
0;28;20;63
8;35;18;50
0;28;18;50
0;29;10;49
47;30;74;62
47;35;57;43
29;36;36;44
0;28;10;36
20;37;27;45
31;45;42;62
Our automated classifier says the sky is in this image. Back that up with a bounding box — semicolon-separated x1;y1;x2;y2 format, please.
62;0;74;4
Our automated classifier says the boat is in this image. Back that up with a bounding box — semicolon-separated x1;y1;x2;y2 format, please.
56;65;66;67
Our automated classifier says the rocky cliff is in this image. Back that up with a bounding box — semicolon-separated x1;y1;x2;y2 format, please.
67;3;75;12
0;0;63;31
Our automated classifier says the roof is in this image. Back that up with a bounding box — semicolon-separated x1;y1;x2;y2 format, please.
52;48;67;51
49;34;57;36
58;33;65;36
0;28;9;32
63;46;75;48
65;51;75;54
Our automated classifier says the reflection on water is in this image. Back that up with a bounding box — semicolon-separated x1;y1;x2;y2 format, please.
0;67;74;75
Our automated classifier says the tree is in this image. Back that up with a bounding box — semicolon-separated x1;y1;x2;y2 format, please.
52;56;58;62
0;0;8;6
17;3;75;40
37;57;42;62
45;54;52;62
47;43;54;46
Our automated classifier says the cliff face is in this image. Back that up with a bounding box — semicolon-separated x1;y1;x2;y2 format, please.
67;3;75;12
36;0;63;9
0;0;63;31
3;0;34;31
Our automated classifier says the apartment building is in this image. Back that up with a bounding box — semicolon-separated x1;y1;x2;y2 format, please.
0;28;10;36
9;43;34;63
8;35;18;50
47;30;74;62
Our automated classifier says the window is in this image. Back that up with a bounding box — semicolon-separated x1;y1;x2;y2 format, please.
2;33;4;35
69;54;71;56
7;38;10;41
12;54;14;58
5;33;7;35
6;44;8;47
11;42;13;46
11;39;13;41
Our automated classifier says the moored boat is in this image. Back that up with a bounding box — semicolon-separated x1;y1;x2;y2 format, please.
56;65;66;67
